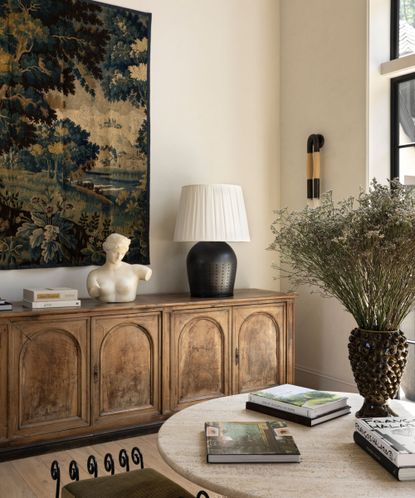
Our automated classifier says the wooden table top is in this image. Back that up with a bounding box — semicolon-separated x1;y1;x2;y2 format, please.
158;393;415;498
0;289;294;318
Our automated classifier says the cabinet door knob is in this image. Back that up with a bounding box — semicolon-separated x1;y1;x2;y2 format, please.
235;347;239;366
93;365;99;383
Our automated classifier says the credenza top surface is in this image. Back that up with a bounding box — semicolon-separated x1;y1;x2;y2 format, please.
0;288;295;319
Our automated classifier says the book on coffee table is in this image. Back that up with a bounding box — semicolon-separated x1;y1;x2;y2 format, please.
355;416;415;467
248;384;348;419
205;420;301;463
354;431;415;481
246;401;351;426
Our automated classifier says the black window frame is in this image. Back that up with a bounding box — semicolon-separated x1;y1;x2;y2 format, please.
390;0;415;180
391;0;399;59
391;73;415;179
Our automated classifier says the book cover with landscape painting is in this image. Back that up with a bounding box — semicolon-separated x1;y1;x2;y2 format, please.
248;385;348;418
205;421;300;463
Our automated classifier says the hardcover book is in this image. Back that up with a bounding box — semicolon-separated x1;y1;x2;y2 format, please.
245;401;351;426
354;431;415;481
248;384;348;419
205;420;301;463
23;287;78;302
0;301;12;311
23;299;81;309
355;416;415;467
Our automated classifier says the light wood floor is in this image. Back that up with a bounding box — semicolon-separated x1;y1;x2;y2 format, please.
0;433;224;498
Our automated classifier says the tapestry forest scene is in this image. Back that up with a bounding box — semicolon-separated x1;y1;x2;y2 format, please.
0;0;151;269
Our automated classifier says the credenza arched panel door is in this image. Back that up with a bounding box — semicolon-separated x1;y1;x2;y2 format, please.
0;324;7;442
91;312;162;429
170;308;231;411
232;304;290;394
9;318;89;439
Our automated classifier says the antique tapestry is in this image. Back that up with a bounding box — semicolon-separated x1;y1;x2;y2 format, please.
0;0;151;268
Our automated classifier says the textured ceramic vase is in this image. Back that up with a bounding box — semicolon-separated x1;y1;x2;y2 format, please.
348;328;408;418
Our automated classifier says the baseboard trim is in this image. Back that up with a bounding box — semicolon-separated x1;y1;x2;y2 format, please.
0;422;163;463
295;364;357;392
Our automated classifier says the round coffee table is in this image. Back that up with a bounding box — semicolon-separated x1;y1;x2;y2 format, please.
158;393;415;498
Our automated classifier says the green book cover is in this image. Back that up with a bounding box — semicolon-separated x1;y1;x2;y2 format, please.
205;421;300;462
254;384;345;408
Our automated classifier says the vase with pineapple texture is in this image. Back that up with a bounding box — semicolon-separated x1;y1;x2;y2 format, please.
348;328;408;418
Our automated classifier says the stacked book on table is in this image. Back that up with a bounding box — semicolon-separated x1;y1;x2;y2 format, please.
22;287;80;309
0;297;12;311
246;384;351;426
354;416;415;481
205;420;301;463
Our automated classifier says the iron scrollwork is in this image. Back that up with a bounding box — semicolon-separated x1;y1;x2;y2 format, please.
50;460;60;498
50;446;210;498
118;448;130;472
68;460;79;482
104;452;115;475
131;446;144;469
87;454;98;478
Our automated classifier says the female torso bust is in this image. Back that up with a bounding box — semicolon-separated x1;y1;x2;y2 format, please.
86;233;152;303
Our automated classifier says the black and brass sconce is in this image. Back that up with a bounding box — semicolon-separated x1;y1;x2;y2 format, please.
306;134;324;203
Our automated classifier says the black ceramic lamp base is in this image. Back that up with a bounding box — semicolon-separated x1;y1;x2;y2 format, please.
187;242;237;298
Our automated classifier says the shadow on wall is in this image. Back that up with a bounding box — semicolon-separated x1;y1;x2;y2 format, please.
293;286;357;392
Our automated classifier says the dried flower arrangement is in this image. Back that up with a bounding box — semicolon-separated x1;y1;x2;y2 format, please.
269;179;413;416
270;179;415;331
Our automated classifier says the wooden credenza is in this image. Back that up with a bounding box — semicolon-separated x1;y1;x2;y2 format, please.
0;289;295;460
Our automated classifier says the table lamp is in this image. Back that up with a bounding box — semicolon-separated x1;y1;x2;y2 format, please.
174;184;250;297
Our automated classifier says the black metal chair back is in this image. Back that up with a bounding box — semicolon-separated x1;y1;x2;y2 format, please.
50;446;209;498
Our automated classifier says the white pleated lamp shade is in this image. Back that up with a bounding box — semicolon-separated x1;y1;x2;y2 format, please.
174;184;250;242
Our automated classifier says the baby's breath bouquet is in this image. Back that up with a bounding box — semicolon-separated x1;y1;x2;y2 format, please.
270;179;414;416
270;179;415;331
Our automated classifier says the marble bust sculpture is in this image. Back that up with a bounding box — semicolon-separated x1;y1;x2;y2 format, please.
86;233;152;303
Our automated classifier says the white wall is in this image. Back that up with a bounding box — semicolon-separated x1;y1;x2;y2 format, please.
368;0;390;182
0;0;280;301
280;0;368;390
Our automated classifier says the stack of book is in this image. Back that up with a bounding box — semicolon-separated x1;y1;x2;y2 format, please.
205;420;301;463
22;287;80;309
354;416;415;481
246;384;351;426
0;298;12;311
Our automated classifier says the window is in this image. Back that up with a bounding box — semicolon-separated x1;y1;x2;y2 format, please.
391;0;415;182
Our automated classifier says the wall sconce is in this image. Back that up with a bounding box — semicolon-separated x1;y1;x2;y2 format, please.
307;134;324;204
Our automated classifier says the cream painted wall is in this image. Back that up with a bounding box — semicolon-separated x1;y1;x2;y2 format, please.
280;0;368;391
368;0;390;182
0;0;280;301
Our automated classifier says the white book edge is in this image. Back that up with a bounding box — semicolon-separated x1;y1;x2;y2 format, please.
248;392;347;418
355;420;415;467
23;299;81;309
23;288;78;301
23;287;78;292
309;406;351;426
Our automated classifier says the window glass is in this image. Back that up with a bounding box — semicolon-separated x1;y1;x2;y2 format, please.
399;0;415;57
391;74;415;181
398;79;415;145
399;147;415;183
